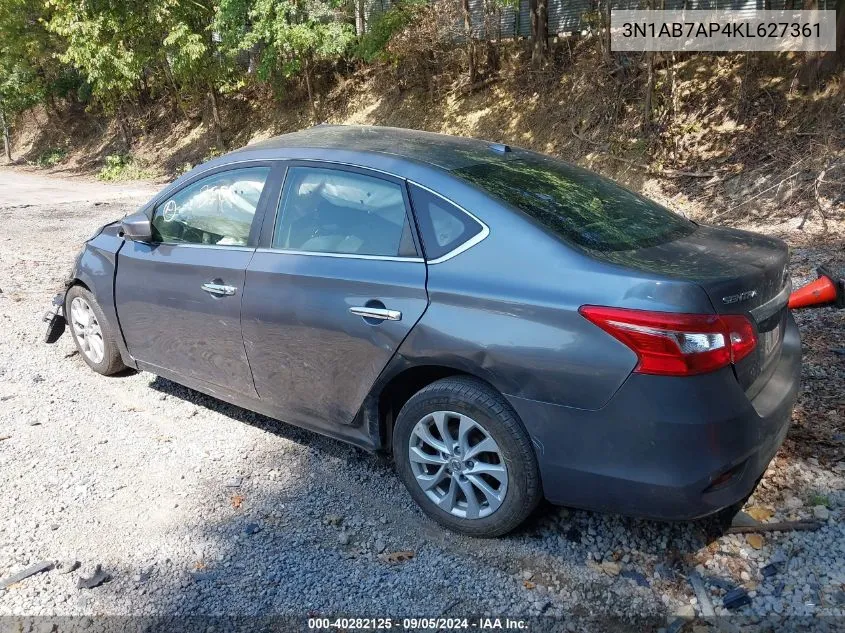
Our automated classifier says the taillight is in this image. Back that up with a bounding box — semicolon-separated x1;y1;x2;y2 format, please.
579;306;757;377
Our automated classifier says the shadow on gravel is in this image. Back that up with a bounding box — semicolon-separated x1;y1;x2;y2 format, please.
130;375;737;623
147;375;379;462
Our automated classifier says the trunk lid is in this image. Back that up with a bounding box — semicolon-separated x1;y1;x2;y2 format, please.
591;223;790;392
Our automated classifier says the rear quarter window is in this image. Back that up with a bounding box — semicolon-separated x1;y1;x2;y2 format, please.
452;155;695;252
408;184;483;261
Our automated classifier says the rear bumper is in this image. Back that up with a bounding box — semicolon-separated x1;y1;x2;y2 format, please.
506;312;802;520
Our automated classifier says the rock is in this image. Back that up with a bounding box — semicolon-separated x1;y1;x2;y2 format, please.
746;534;764;549
338;532;350;545
56;560;81;575
374;539;386;554
324;514;343;526
521;570;534;581
784;496;803;510
812;505;830;521
243;522;261;535
225;477;243;488
672;604;696;620
600;561;621;576
761;562;781;578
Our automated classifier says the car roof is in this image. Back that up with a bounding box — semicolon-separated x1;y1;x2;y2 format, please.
232;125;510;171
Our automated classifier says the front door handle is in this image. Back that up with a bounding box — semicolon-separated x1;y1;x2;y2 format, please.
350;306;402;321
201;282;237;297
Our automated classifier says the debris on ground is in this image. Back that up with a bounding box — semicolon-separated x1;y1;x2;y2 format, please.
620;569;650;587
723;587;752;610
688;571;716;617
378;551;414;564
0;561;54;589
76;565;111;590
243;522;261;535
727;520;822;534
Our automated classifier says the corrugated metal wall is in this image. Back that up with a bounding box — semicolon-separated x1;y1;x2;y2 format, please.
362;0;832;37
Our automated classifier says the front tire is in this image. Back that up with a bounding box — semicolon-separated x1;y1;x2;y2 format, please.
392;377;541;537
65;285;126;376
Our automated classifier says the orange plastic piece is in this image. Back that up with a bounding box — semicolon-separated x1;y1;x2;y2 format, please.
788;275;838;309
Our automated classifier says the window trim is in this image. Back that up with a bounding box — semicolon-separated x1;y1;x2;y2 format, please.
143;157;491;262
149;162;276;248
407;181;490;264
264;161;423;261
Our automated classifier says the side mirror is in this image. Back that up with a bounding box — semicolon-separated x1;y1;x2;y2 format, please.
121;210;153;242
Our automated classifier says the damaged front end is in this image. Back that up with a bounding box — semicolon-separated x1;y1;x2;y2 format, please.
43;229;102;345
43;292;67;344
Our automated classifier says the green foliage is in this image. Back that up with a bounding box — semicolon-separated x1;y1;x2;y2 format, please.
97;153;154;181
243;0;355;81
809;494;831;508
35;147;68;167
353;0;425;63
46;0;149;108
0;0;395;131
0;0;54;123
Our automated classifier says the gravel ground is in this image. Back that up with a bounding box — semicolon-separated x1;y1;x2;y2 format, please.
0;168;843;630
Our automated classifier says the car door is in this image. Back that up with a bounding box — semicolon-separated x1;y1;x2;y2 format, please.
241;163;429;428
115;164;278;396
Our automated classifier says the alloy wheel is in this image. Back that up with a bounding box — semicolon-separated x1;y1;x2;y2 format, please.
408;410;508;519
69;296;105;364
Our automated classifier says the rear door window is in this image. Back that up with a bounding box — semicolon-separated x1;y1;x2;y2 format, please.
408;184;483;261
272;166;415;258
453;155;695;252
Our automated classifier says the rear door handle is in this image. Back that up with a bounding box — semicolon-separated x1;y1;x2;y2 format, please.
201;282;237;297
349;306;402;321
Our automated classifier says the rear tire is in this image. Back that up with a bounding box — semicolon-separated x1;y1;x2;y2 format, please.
65;285;126;376
392;376;542;537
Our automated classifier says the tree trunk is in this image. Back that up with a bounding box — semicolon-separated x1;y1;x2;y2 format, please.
643;51;654;130
116;102;132;148
0;103;11;162
304;57;315;116
207;82;224;150
530;0;549;65
163;60;188;121
356;0;366;36
461;0;477;83
797;0;845;86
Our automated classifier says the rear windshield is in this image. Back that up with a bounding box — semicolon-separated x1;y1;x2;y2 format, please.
453;155;695;252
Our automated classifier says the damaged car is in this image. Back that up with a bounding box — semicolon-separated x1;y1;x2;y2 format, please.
45;125;803;537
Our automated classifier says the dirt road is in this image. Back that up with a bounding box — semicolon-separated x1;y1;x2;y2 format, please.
0;168;843;628
0;168;157;207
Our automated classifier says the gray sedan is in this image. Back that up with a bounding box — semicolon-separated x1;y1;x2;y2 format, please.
46;126;800;537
